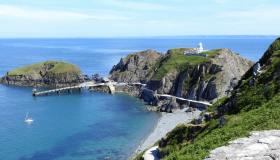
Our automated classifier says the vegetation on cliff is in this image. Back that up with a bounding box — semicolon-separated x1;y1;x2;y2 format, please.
1;61;84;87
8;61;81;76
150;48;211;81
155;38;280;160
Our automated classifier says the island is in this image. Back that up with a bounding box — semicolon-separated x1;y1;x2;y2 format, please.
0;61;85;87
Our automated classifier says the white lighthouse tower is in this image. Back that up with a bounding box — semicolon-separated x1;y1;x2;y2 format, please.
197;42;204;53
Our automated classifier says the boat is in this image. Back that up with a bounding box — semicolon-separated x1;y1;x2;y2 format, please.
24;112;34;124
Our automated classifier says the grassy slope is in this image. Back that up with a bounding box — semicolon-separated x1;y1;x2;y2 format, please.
200;49;220;58
160;94;280;160
151;49;220;80
158;38;280;160
8;61;81;76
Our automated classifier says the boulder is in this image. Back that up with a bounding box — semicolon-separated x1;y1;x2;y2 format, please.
206;130;280;160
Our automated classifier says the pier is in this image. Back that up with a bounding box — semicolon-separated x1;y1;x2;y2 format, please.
32;81;116;96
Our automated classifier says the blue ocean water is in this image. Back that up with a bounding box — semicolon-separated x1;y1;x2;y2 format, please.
0;36;277;160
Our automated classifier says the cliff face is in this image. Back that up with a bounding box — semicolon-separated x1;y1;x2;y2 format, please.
109;49;161;83
110;48;253;104
0;61;84;87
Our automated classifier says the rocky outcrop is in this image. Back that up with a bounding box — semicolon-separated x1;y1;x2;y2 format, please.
206;130;280;160
147;49;253;102
115;84;142;97
0;61;84;87
110;49;161;83
88;85;111;93
110;48;253;111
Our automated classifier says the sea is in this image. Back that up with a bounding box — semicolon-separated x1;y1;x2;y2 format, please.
0;36;277;160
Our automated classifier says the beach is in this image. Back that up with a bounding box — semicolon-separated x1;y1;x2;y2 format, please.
135;108;201;154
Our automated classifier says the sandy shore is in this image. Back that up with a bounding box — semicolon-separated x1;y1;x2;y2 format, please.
135;108;201;154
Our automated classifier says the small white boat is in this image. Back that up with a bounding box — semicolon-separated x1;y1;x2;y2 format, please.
24;112;34;124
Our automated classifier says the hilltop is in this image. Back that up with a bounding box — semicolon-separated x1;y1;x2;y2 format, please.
0;61;84;87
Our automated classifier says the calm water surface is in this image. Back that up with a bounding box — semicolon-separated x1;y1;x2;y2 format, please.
0;36;277;160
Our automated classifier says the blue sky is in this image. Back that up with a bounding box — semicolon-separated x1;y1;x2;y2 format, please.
0;0;279;37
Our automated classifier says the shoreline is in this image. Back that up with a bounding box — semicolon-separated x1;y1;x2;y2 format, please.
133;108;201;158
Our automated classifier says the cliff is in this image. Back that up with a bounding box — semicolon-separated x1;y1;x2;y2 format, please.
0;61;84;87
110;48;253;110
110;49;161;83
150;38;280;160
147;48;252;101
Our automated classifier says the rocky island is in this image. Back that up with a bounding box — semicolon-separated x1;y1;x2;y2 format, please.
0;61;84;87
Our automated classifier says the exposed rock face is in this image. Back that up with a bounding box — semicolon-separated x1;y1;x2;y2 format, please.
109;49;161;83
0;61;84;87
206;130;280;160
115;85;142;97
88;85;111;93
140;88;159;105
148;49;253;102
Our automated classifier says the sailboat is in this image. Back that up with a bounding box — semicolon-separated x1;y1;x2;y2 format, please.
24;112;34;124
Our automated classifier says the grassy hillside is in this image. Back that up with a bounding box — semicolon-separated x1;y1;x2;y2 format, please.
150;48;220;80
155;38;280;160
159;94;280;160
8;61;81;76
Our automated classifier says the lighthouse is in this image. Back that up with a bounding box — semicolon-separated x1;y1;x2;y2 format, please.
197;42;204;53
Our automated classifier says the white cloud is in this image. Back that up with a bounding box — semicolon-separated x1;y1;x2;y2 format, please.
0;5;131;21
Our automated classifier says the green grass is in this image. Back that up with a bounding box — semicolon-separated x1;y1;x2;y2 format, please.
159;93;280;160
207;96;229;112
201;49;220;58
48;62;80;74
8;61;81;76
258;50;280;84
8;62;45;76
151;48;209;80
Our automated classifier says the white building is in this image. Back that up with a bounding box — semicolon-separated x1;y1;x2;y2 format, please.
184;42;206;56
197;42;204;53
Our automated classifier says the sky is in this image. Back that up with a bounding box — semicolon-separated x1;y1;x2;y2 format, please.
0;0;279;37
